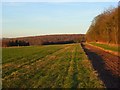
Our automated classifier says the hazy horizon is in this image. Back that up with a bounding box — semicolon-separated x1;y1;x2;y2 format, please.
2;2;118;38
2;33;85;39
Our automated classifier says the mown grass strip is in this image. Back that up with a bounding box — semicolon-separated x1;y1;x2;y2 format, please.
89;42;120;52
63;45;78;88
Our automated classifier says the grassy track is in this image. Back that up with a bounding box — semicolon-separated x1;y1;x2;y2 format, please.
2;44;105;88
89;42;119;53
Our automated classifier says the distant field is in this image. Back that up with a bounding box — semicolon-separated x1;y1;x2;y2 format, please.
89;42;120;53
2;44;104;88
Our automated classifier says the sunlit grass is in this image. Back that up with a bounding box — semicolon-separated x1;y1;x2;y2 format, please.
2;44;105;88
90;42;120;52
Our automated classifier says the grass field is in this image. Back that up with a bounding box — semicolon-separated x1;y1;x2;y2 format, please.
2;44;104;88
89;42;120;53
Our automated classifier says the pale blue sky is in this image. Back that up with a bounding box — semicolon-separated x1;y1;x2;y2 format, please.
1;0;118;2
2;2;118;38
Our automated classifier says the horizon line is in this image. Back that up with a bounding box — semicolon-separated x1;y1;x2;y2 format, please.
2;33;85;39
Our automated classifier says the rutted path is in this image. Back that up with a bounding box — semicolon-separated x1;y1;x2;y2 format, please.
81;43;120;88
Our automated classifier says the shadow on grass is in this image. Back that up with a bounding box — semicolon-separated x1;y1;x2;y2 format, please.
81;43;120;88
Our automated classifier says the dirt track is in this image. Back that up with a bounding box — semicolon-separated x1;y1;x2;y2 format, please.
81;43;120;88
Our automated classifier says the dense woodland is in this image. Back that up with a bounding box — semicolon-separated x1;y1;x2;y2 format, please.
2;34;85;47
86;6;120;45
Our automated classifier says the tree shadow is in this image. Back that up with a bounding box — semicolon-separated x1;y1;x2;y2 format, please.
81;43;120;88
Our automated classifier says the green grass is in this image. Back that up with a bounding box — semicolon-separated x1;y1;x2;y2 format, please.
2;44;105;88
89;42;120;52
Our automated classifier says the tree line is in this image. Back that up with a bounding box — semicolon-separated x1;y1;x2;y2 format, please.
2;34;85;47
7;40;29;46
86;6;119;45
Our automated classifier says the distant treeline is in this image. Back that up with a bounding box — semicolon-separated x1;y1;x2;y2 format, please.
86;7;120;44
2;34;85;47
8;40;29;46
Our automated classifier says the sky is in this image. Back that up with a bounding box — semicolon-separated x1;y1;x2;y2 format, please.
1;1;118;38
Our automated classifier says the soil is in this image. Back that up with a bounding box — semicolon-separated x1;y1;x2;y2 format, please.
81;43;120;88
